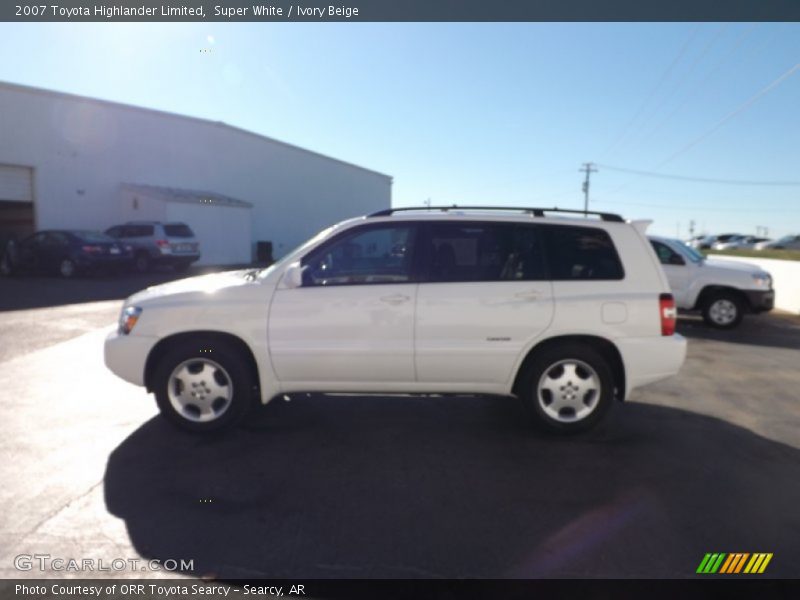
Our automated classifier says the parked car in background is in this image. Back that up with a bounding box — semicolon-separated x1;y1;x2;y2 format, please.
690;233;744;250
649;236;774;329
105;221;200;273
0;230;132;278
754;234;800;251
105;206;687;435
712;236;771;251
685;235;707;248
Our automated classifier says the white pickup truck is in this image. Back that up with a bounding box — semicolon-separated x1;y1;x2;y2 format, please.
649;236;775;329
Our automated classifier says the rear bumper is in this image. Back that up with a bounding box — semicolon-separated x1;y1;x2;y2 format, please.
104;330;157;387
617;334;687;400
744;289;775;313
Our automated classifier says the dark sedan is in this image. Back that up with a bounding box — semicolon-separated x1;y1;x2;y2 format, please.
0;230;132;278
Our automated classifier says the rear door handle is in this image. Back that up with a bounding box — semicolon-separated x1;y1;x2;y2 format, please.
380;294;411;305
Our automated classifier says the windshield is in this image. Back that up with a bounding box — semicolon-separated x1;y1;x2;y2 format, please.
673;240;704;263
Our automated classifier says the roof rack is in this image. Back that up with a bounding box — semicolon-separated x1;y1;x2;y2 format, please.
368;205;624;222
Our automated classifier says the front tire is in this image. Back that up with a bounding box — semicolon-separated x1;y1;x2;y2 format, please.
153;338;258;433
702;292;743;329
0;254;13;276
519;343;614;434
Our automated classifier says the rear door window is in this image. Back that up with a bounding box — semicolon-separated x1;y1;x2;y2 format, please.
164;224;194;238
123;225;154;238
424;221;546;282
543;225;624;280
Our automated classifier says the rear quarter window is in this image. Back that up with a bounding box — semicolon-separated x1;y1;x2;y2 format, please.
124;225;154;237
164;224;194;238
543;225;624;280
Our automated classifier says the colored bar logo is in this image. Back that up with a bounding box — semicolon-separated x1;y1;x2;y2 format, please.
696;553;773;574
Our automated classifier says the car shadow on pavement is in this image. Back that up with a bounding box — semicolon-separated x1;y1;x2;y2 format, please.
104;395;800;579
0;265;260;311
677;314;800;351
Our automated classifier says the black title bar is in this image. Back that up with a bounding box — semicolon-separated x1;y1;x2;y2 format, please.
4;0;800;22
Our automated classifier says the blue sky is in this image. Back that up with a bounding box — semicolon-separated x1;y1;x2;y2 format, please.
1;22;798;238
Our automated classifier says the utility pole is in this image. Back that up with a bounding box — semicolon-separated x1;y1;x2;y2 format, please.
580;162;597;215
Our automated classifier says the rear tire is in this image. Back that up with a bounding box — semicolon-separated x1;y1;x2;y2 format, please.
134;252;150;273
702;292;743;329
518;343;614;434
153;338;258;433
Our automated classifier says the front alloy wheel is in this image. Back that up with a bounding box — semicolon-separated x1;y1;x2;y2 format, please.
167;358;234;423
153;338;258;432
59;259;76;278
702;293;743;329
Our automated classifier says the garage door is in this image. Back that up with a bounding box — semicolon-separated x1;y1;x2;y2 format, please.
165;202;251;265
0;165;34;247
0;165;33;202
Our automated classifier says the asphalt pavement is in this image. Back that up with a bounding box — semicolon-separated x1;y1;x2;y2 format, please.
1;276;799;579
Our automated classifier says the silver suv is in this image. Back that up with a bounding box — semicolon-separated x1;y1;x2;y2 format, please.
105;221;200;273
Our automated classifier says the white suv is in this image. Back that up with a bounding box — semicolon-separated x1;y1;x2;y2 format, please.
649;236;774;329
105;207;686;434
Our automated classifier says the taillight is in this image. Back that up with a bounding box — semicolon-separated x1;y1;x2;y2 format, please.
81;245;102;254
659;293;677;336
155;239;171;254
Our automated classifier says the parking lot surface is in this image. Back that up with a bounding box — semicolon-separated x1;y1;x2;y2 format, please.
1;274;799;578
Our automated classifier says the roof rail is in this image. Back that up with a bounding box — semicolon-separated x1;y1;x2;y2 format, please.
368;205;624;222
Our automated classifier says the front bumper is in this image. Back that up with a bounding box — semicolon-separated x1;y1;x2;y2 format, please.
104;330;157;387
743;289;775;313
616;334;688;400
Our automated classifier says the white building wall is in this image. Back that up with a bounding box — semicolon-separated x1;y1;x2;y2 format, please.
0;82;391;261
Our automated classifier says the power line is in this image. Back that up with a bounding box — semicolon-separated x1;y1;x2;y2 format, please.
654;61;800;169
595;164;800;186
600;26;700;158
635;24;759;149
628;24;729;151
592;198;797;213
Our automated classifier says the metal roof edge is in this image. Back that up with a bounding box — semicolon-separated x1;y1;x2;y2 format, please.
0;80;394;182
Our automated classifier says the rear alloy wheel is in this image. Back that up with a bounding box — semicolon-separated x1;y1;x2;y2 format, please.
520;343;614;434
153;338;258;432
134;252;150;273
702;293;743;329
59;258;76;278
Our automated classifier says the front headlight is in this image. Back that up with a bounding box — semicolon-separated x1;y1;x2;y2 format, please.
752;273;772;289
118;306;142;334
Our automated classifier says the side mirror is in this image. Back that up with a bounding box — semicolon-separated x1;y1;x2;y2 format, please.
282;261;305;289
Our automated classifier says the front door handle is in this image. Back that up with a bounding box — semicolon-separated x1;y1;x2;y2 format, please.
514;291;541;301
380;294;411;305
